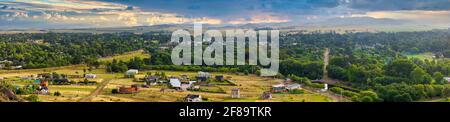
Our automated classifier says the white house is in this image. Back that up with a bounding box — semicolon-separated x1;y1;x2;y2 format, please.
184;94;202;102
169;78;181;88
286;83;301;90
85;74;96;79
126;69;139;75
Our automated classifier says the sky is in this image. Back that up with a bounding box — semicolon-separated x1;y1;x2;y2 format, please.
1;0;450;29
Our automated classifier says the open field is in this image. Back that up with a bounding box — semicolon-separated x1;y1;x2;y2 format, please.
407;52;435;60
1;66;332;102
0;50;333;102
98;49;150;62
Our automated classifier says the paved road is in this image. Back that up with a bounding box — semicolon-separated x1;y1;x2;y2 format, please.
77;79;111;102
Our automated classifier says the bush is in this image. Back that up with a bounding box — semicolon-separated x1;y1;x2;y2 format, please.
309;83;324;89
360;96;374;102
111;89;119;94
16;87;33;95
25;94;39;102
53;91;61;96
343;91;360;98
288;89;305;94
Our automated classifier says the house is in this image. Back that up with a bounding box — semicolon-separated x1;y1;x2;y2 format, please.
169;78;181;89
180;84;191;91
196;71;210;81
190;85;200;90
125;69;139;77
184;94;202;102
32;79;49;95
286;83;301;91
118;85;139;94
444;77;450;83
215;75;224;81
38;73;53;79
231;88;240;99
85;74;96;79
261;91;272;100
144;75;159;85
188;81;197;85
285;78;293;83
271;84;287;93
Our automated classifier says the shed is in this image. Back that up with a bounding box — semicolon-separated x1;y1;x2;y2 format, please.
184;94;202;102
169;78;181;88
126;69;139;75
85;74;96;79
231;88;240;99
271;84;286;93
286;83;301;90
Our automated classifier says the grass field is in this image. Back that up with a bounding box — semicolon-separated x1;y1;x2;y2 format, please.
98;49;150;62
407;52;435;60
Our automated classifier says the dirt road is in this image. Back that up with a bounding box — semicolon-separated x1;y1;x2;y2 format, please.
78;79;111;102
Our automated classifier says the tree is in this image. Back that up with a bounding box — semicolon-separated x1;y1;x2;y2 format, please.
25;94;39;102
386;59;416;78
433;72;445;84
393;93;412;102
410;67;432;84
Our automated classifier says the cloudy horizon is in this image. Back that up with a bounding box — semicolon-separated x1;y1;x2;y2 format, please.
1;0;450;30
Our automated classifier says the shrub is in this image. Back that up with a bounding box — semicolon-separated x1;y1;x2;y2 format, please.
288;89;305;94
25;94;39;102
53;91;61;96
111;89;119;94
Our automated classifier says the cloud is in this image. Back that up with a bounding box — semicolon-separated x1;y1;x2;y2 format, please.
347;0;450;11
350;10;450;24
0;0;224;28
1;0;450;29
228;15;289;24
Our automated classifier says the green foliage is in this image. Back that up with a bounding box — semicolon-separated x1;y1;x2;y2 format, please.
111;89;119;94
280;59;323;80
433;72;445;84
25;94;39;102
53;91;61;96
385;59;417;78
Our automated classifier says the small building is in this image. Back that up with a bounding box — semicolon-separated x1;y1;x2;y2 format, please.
125;69;139;77
196;71;210;81
169;78;181;89
320;84;328;92
190;85;200;90
215;75;224;81
261;91;272;100
144;75;159;85
85;74;96;79
286;83;301;91
180;83;191;91
184;94;202;102
271;84;286;93
118;85;139;94
231;88;240;99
